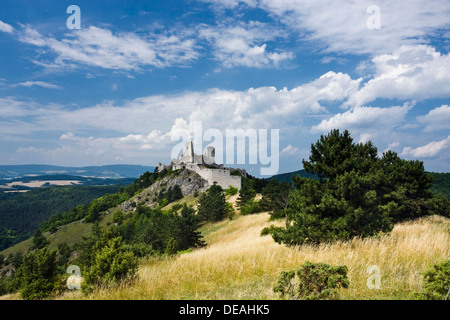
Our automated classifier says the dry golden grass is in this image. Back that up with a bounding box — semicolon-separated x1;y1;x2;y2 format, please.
74;213;449;300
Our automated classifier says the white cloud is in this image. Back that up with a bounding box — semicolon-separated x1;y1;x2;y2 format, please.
281;144;300;156
312;102;412;134
346;45;450;107
416;105;450;132
207;0;450;55
384;141;400;153
198;21;294;68
17;81;62;90
1;70;361;166
0;20;14;34
402;136;450;158
0;71;360;137
17;25;199;71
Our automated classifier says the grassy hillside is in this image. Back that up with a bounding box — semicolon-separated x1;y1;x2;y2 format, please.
57;210;449;300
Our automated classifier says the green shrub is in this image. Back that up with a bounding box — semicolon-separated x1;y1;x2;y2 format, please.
420;259;450;300
15;247;59;300
225;185;238;196
240;200;263;215
165;238;178;255
123;243;156;258
274;261;349;300
225;202;235;220
82;236;138;293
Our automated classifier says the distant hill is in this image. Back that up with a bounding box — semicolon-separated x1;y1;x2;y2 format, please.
269;169;450;201
268;169;318;183
428;172;450;200
0;164;155;180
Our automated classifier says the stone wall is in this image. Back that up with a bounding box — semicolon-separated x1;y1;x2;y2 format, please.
182;164;241;190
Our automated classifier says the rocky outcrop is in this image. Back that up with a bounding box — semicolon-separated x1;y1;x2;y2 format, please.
119;169;208;213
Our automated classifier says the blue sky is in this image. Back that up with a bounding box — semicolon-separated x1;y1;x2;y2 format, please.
0;0;450;176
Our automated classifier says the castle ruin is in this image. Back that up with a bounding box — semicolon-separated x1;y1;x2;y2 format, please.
157;141;243;190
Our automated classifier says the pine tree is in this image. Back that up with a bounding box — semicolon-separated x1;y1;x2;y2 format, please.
269;129;441;246
172;184;183;201
237;178;256;208
175;204;205;250
197;183;227;221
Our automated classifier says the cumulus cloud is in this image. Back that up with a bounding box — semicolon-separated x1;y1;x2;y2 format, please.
402;136;450;158
1;70;362;166
281;144;300;156
416;105;450;132
346;45;450;107
311;102;412;134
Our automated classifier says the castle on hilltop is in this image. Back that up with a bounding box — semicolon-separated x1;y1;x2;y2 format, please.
157;141;243;190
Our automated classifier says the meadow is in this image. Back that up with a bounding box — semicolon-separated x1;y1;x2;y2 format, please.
63;211;449;300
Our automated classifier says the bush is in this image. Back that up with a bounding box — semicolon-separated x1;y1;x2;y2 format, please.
240;199;263;215
82;236;138;293
274;261;349;300
420;259;450;300
165;238;179;255
123;243;156;258
225;185;238;196
15;247;59;300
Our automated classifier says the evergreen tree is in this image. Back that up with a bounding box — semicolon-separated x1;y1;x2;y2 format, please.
268;129;442;246
175;204;205;250
237;178;256;208
197;183;227;221
261;180;291;219
32;229;49;250
172;184;183;201
166;186;173;203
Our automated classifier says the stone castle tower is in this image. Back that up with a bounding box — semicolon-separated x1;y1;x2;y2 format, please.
169;141;242;190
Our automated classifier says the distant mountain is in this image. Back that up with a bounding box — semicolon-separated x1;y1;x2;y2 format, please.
0;164;155;180
268;169;318;183
269;169;450;201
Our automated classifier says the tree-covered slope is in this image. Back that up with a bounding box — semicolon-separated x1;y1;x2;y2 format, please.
0;185;125;251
